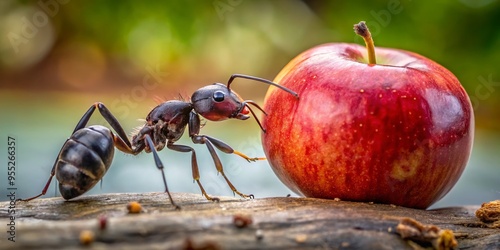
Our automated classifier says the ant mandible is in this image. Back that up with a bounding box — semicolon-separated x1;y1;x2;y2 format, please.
18;74;298;209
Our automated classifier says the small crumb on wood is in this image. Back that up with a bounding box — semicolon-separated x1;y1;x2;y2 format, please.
295;234;308;243
475;200;500;228
255;229;264;240
334;198;341;202
233;214;253;228
98;215;107;230
396;217;457;250
341;241;350;247
182;237;220;250
127;201;142;214
79;230;94;246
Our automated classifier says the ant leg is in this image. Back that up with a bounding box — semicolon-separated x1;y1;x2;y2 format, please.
17;140;68;202
203;135;265;162
17;170;54;202
192;135;254;199
73;102;134;151
188;112;254;198
93;102;133;148
166;143;220;202
112;133;138;155
72;105;96;133
143;134;180;210
188;112;264;162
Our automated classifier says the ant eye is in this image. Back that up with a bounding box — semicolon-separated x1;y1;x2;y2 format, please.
213;91;225;102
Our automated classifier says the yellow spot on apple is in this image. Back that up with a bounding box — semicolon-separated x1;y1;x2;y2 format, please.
390;148;424;181
360;89;365;93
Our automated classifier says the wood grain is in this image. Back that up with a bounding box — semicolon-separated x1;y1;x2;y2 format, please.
0;192;498;249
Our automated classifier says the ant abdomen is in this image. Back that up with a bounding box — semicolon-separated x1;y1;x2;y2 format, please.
55;125;114;199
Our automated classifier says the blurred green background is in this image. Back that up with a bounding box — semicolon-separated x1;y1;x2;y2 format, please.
0;0;499;208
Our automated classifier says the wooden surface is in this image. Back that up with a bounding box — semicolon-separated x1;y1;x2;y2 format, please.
0;192;499;250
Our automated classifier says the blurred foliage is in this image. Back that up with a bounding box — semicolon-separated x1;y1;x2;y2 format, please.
0;0;499;128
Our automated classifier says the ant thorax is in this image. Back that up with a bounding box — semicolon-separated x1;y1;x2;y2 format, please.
132;101;192;153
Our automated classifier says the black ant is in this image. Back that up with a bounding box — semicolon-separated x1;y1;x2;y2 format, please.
18;74;298;209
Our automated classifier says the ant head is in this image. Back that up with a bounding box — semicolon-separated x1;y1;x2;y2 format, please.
191;74;298;132
191;83;250;121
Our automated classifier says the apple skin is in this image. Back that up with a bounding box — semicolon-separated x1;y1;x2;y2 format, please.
261;43;474;209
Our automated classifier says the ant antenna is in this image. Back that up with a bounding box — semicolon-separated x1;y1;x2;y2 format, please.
226;74;299;98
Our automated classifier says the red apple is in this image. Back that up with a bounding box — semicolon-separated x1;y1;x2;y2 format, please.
261;22;474;209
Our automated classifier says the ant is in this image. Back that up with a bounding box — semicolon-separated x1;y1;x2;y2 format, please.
18;74;298;209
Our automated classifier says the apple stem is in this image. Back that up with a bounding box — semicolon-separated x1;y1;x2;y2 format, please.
354;21;377;65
